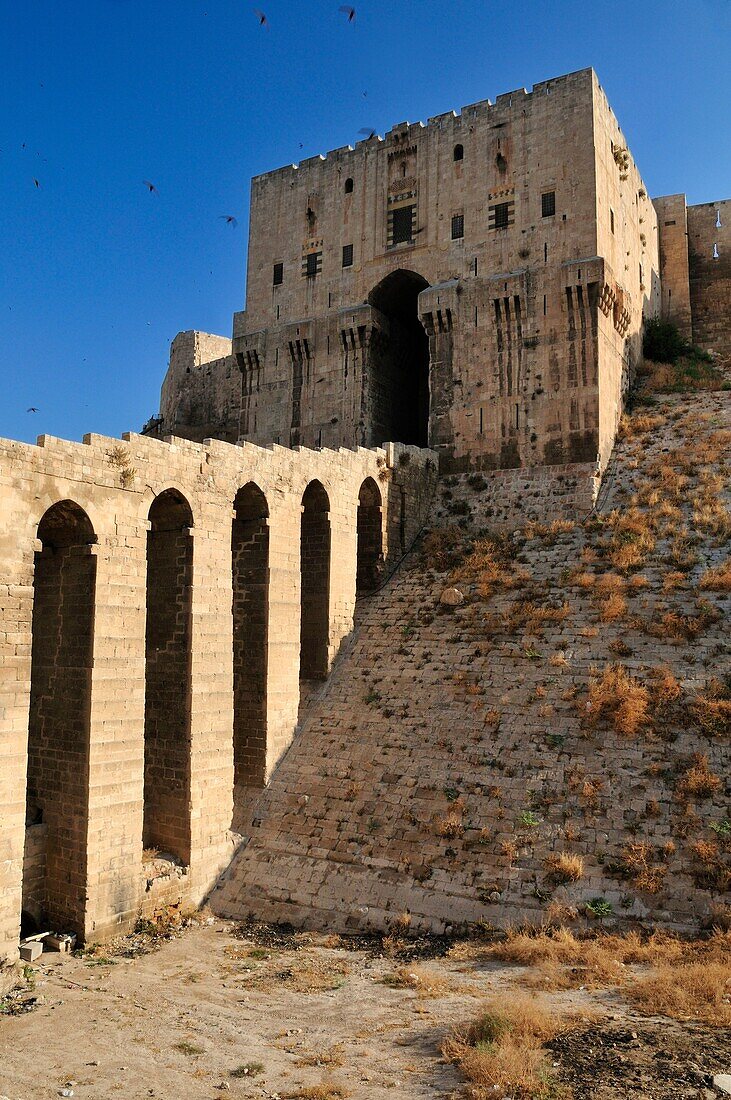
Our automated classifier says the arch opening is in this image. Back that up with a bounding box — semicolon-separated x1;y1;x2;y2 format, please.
356;477;383;593
24;501;96;937
143;489;193;865
367;269;430;447
231;483;269;827
300;481;331;694
453;143;464;162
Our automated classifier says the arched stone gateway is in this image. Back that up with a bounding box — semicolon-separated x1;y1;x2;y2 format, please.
24;501;96;937
367;269;430;448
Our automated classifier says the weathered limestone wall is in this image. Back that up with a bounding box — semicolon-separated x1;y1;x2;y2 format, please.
688;199;731;365
0;430;436;973
592;82;660;471
158;331;238;442
653;194;693;341
431;461;598;531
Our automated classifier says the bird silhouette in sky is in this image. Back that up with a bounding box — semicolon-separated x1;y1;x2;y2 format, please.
254;9;268;26
142;180;158;194
220;215;238;227
27;407;39;413
33;178;40;188
339;5;356;21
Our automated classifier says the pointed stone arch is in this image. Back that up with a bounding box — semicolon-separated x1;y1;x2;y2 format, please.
143;488;193;865
231;482;270;825
300;480;331;683
356;477;383;593
24;500;97;937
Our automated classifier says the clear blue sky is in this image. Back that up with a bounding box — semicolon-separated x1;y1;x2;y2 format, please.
2;0;728;445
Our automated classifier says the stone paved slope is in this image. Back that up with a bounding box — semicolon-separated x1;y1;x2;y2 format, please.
213;389;731;933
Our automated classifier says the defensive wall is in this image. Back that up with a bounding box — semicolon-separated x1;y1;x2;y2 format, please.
0;429;436;985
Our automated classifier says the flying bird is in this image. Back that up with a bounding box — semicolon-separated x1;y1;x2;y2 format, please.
220;215;238;227
142;180;158;194
253;8;268;25
339;5;356;21
33;178;40;188
27;407;39;413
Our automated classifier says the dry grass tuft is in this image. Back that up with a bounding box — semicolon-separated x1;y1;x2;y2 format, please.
699;559;731;592
598;591;627;622
442;996;575;1099
690;680;731;738
453;535;528;599
420;525;466;571
677;753;722;800
584;664;650;737
284;1085;350;1100
544;852;585;883
382;964;458;998
629;960;731;1025
618;842;668;894
618;412;666;440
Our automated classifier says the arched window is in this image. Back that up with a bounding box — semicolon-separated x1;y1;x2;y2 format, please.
144;489;193;865
453;143;464;162
25;501;96;936
344;177;354;194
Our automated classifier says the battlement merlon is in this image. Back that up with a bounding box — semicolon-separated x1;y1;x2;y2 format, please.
251;68;600;182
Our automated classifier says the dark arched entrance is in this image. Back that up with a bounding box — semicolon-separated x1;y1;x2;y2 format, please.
367;269;429;447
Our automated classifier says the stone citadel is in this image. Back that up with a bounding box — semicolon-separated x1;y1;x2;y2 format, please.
1;67;729;983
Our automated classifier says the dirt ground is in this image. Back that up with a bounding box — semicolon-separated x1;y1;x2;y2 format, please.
1;920;729;1100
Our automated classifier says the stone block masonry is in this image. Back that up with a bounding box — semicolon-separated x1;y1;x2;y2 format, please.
213;390;730;935
0;428;436;973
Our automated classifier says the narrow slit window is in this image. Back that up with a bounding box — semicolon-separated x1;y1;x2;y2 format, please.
610;209;615;234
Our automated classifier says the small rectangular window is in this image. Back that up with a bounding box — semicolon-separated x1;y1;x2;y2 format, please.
342;243;353;268
451;214;464;240
390;204;415;245
541;191;556;218
493;202;509;229
273;262;283;286
304;251;322;277
610;209;615;234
